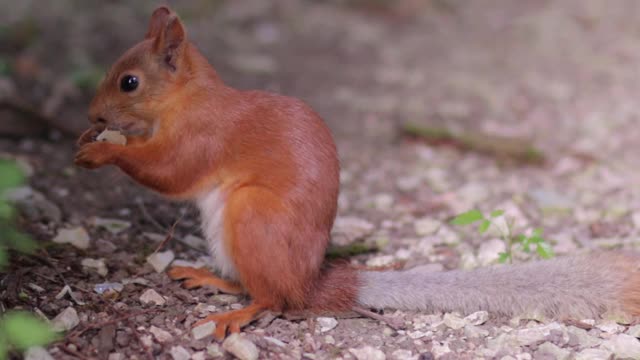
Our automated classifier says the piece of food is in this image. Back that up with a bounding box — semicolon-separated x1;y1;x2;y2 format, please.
96;129;127;145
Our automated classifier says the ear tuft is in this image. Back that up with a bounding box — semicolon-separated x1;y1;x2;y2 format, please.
153;15;187;71
145;6;172;39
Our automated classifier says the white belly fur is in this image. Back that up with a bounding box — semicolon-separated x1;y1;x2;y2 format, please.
195;187;238;280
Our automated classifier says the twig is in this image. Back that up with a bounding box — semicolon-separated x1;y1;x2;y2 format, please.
352;306;405;330
57;343;91;360
66;308;160;341
153;212;185;254
401;122;546;164
32;272;91;294
128;318;154;360
136;199;167;232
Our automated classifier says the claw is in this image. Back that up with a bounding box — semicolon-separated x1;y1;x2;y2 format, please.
192;304;266;340
167;266;244;294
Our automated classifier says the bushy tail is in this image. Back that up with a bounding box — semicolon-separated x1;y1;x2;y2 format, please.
306;262;360;313
357;252;640;318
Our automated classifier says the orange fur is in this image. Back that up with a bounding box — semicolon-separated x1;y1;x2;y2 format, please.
616;254;640;316
75;6;355;338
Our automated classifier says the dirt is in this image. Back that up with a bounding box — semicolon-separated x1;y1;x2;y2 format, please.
3;0;640;359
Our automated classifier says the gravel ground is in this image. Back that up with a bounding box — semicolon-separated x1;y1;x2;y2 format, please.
3;1;640;359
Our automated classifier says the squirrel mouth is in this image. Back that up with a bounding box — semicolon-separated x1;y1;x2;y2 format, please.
114;121;148;136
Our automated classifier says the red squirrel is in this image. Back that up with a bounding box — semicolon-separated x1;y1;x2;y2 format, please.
75;6;640;340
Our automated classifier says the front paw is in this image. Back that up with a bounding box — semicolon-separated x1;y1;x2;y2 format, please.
74;142;117;169
76;125;105;147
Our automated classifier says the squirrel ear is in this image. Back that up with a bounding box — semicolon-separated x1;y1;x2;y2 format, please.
153;15;186;71
145;6;172;39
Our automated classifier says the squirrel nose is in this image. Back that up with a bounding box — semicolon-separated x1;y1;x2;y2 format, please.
88;114;107;125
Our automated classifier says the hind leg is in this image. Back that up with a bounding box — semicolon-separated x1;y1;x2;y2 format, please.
168;266;244;295
194;303;268;340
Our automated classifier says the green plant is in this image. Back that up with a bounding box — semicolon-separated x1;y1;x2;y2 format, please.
0;159;57;359
450;209;554;263
0;159;37;267
0;311;59;360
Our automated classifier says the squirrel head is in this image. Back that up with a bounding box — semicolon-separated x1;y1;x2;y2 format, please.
87;6;191;135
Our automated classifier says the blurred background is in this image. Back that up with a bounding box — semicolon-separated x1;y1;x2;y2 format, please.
2;0;640;263
3;1;640;357
2;0;639;150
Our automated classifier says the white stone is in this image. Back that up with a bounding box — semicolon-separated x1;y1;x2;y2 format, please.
366;255;395;267
264;336;286;347
574;348;612;360
373;193;394;210
627;324;640;337
600;333;640;359
391;349;417;360
596;320;624;334
191;351;207;360
349;346;386;360
632;211;640;229
149;326;172;343
431;341;451;358
24;346;54;360
207;343;224;358
51;307;80;332
407;330;429;339
139;289;166;306
107;353;125;360
317;317;338;332
464;311;489;326
464;325;489;338
90;217;130;234
414;218;440;236
566;326;601;348
396;176;421;192
443;313;466;330
477;239;506;266
53;227;90;250
81;258;108;276
169;346;191;360
536;342;570;360
222;333;259;360
515;322;563;346
140;335;153;347
192;321;216;340
331;216;375;245
146;250;175;273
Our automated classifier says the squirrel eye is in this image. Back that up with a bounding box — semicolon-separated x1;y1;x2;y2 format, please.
120;75;139;92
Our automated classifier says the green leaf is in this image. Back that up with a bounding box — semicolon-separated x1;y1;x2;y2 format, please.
478;219;491;234
3;228;37;254
0;202;13;220
450;210;485;225
522;238;531;252
2;311;58;350
532;228;543;237
0;335;7;360
528;236;544;244
515;234;526;243
490;210;504;218
0;160;25;192
536;243;554;259
498;252;510;263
